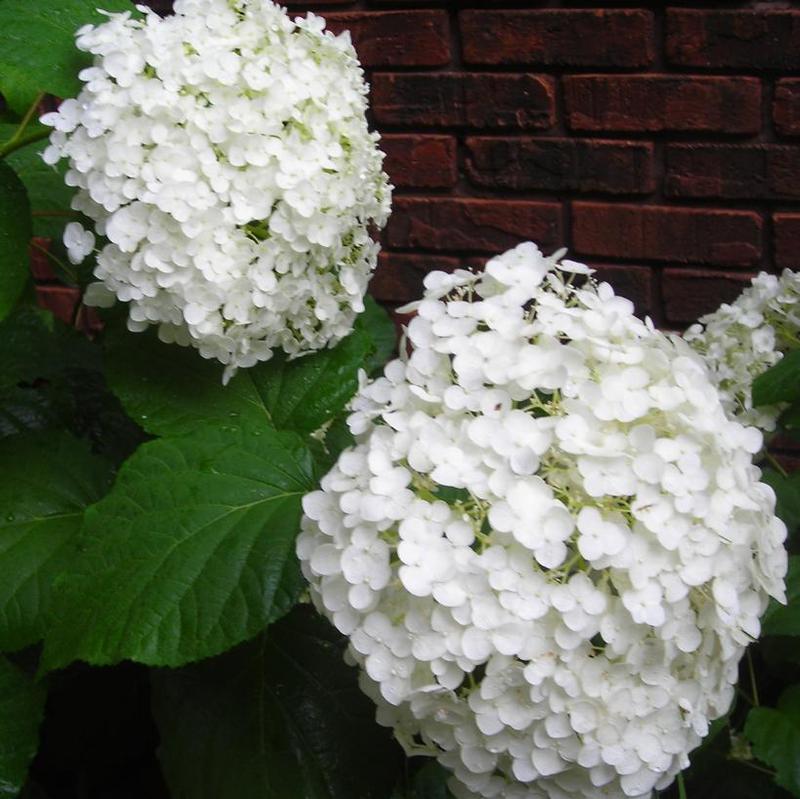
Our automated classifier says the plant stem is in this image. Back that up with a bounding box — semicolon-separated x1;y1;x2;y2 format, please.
0;127;49;158
765;451;789;479
737;759;777;778
735;685;756;707
30;239;78;285
677;772;687;799
0;92;47;159
746;649;760;707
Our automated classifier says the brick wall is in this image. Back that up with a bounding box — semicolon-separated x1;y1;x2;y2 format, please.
73;1;799;331
239;0;798;331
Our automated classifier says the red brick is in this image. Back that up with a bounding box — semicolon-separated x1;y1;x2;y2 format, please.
774;213;800;269
381;135;457;189
665;144;800;200
589;264;654;317
372;252;461;302
324;11;449;67
371;73;555;130
564;75;761;134
661;269;754;325
572;203;762;268
776;454;800;475
461;9;654;68
29;238;58;282
774;80;800;137
466;138;654;195
386;198;562;253
771;435;800;453
666;10;800;69
35;286;79;325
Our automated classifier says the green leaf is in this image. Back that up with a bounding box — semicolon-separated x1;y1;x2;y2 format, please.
0;1;143;114
760;468;800;538
0;431;111;651
0;160;32;320
745;685;800;796
0;307;143;463
753;350;800;408
254;333;371;435
104;325;372;438
0;307;56;388
762;556;800;638
1;122;74;240
0;68;40;119
151;605;403;799
356;295;396;376
0;386;62;439
0;306;97;390
42;422;314;670
393;761;453;799
0;656;46;796
682;730;787;799
781;401;800;434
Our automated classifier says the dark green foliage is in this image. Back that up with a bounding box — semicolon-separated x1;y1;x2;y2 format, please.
152;606;405;799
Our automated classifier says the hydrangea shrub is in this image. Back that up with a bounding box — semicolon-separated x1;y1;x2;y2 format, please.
685;270;800;434
298;243;788;799
0;0;797;796
42;0;391;381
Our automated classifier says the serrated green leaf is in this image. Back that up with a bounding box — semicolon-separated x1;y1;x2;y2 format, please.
256;334;371;435
41;422;314;670
152;605;403;799
104;325;371;438
760;468;800;538
762;557;800;638
0;656;46;797
0;1;143;114
1;122;74;240
753;350;800;408
356;295;397;376
0;431;111;652
745;685;800;796
0;160;32;320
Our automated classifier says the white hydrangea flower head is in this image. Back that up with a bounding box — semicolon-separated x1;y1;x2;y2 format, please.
684;270;800;433
41;0;391;382
297;242;788;799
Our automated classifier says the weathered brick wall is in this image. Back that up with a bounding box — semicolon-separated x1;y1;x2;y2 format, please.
251;0;800;330
103;1;800;329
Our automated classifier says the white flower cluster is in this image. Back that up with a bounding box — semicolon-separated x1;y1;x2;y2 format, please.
42;0;391;381
685;270;800;433
298;243;787;799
